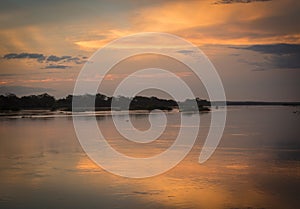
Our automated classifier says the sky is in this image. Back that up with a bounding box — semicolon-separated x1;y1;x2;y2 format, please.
0;0;299;101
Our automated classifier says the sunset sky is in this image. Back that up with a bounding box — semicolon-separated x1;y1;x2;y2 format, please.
0;0;299;101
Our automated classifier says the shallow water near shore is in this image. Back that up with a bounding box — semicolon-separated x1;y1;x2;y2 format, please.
0;106;300;209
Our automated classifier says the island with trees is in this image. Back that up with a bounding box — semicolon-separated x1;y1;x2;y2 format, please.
1;93;299;116
0;93;210;113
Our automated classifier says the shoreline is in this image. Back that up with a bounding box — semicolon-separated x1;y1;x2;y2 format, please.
1;105;299;118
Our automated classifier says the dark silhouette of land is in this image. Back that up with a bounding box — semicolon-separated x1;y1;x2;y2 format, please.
0;93;210;112
1;93;299;113
211;101;300;106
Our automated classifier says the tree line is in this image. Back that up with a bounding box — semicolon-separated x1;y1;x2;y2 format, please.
0;93;210;112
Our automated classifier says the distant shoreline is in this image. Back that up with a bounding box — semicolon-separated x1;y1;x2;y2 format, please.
213;101;300;106
0;105;299;118
0;93;210;112
1;93;299;114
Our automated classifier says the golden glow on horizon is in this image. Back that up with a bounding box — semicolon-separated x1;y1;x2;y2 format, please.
1;0;300;101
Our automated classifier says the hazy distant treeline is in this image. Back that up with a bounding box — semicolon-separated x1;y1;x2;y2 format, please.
0;93;210;112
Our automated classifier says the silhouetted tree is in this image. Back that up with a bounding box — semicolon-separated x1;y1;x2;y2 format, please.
0;93;211;112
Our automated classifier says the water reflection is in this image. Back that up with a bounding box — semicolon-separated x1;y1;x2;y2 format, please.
0;106;299;209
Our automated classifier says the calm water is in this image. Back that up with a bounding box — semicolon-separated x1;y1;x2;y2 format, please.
0;106;300;209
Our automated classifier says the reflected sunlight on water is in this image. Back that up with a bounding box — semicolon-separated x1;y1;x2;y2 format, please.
0;106;300;209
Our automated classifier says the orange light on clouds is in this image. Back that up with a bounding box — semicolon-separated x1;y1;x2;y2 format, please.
71;0;300;51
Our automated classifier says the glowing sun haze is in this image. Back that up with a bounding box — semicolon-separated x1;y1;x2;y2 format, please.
0;0;299;101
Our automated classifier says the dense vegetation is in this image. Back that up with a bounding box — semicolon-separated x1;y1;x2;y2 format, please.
0;93;211;112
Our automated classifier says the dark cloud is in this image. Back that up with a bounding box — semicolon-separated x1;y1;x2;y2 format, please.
44;64;70;69
243;44;300;55
63;56;86;64
2;52;87;68
268;54;300;69
0;73;19;77
46;55;72;62
0;85;54;96
214;0;271;4
176;50;195;54
3;53;46;62
233;44;300;69
45;55;87;64
0;72;57;78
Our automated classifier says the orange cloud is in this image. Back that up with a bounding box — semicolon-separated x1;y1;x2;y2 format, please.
72;0;300;50
131;0;300;45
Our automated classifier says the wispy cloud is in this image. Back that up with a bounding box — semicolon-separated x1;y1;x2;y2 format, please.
0;73;19;77
0;85;55;96
124;0;299;46
3;53;46;62
46;55;86;64
1;52;87;69
234;43;300;69
44;64;71;69
242;44;300;55
176;50;195;55
214;0;271;4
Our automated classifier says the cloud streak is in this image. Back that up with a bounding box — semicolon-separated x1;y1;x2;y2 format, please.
3;53;46;62
234;44;300;69
2;52;87;69
46;55;86;64
176;50;195;55
44;64;70;69
243;44;300;55
214;0;271;4
0;85;55;96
